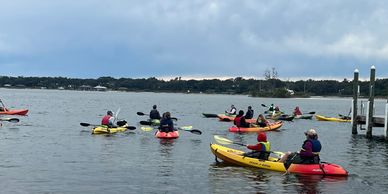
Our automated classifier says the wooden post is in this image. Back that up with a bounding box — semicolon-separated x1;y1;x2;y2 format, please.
352;69;359;134
366;65;376;138
385;102;388;140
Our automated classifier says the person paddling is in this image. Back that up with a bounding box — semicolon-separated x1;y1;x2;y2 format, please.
101;110;116;127
149;105;161;120
225;105;237;115
159;112;174;132
244;132;271;160
234;110;250;128
245;106;254;119
279;129;322;165
293;106;302;116
255;114;269;127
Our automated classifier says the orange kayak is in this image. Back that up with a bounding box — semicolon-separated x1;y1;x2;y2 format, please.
155;130;180;139
228;121;283;132
0;109;28;115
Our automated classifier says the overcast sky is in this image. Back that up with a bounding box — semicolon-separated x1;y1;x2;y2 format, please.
0;0;387;80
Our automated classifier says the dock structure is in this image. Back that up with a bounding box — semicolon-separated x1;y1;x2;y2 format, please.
352;66;388;139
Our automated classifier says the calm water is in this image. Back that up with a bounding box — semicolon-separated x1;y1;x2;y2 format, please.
1;88;388;193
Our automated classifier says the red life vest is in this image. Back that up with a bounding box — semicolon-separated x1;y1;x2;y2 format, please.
234;116;242;127
101;115;111;125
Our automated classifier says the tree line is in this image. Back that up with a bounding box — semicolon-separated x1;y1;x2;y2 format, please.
0;75;387;98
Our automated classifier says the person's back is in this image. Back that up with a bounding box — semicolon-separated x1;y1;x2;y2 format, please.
234;110;249;127
226;105;237;115
299;131;321;164
160;112;174;132
245;132;271;160
293;106;302;116
150;105;161;120
245;106;254;119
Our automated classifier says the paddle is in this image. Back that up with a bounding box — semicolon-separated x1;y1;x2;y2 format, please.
177;126;202;135
0;117;20;123
141;125;202;135
79;122;136;130
140;120;153;125
307;111;316;114
261;104;267;107
137;112;178;121
213;135;283;156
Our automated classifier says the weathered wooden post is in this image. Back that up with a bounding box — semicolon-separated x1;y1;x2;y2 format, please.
352;69;359;134
385;100;388;140
366;65;376;138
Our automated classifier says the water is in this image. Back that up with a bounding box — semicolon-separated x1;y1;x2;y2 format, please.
1;88;388;193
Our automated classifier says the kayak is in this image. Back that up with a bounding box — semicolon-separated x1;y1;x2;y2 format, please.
139;119;160;126
92;124;130;134
315;115;351;122
266;114;295;121
0;109;28;115
294;114;313;119
155;130;180;139
228;121;283;132
210;143;348;176
218;114;256;123
202;113;219;118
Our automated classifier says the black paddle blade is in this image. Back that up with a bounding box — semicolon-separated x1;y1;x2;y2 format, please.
140;121;152;125
137;112;145;116
80;122;91;127
308;112;316;114
126;126;136;130
190;129;202;135
261;104;267;107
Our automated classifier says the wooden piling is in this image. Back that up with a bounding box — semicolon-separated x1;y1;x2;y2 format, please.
385;102;388;140
366;65;376;138
352;69;359;134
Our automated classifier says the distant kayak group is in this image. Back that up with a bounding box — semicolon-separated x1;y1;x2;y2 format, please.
0;99;27;126
204;104;349;176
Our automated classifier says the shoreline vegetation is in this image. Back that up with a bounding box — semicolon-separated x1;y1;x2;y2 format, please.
1;75;387;98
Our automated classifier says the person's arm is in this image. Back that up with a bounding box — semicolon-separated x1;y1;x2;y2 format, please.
247;144;262;151
108;117;115;126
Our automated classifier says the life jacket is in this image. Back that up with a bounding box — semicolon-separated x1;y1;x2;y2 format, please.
234;116;243;127
101;115;111;125
301;139;321;154
259;141;271;152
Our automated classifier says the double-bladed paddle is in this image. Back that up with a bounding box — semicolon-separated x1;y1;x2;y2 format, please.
137;112;178;121
0;117;20;123
79;122;136;130
213;135;283;156
141;125;202;135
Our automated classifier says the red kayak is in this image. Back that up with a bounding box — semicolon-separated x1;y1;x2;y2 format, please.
155;130;180;139
0;109;29;115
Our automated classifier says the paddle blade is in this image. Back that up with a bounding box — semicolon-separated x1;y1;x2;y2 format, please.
126;126;136;130
189;129;202;135
137;112;145;116
141;126;154;131
214;135;233;145
0;118;19;123
308;111;316;114
261;104;267;107
140;121;152;125
80;122;91;127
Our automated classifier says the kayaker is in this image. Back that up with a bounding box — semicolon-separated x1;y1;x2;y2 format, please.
255;114;269;127
293;106;302;116
225;105;237;115
101;110;115;127
268;104;274;112
279;129;322;165
159;112;174;132
149;105;161;120
245;106;254;119
234;110;250;128
244;132;271;160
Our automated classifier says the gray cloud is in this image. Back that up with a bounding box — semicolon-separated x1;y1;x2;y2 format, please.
0;0;387;79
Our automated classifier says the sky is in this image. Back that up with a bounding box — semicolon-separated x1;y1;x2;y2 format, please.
0;0;387;80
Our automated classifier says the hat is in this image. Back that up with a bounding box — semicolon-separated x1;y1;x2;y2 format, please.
257;132;267;142
305;129;317;136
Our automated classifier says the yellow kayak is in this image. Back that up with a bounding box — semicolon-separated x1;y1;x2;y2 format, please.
315;115;351;122
210;143;348;176
92;124;130;134
211;143;286;172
